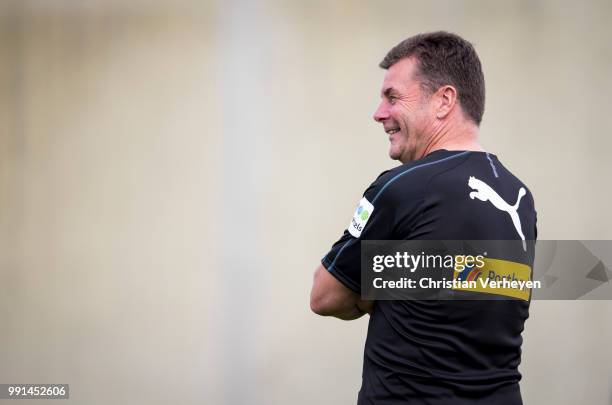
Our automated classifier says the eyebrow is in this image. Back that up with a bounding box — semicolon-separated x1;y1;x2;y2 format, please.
382;87;397;98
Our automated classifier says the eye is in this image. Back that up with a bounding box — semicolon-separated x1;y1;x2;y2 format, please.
388;95;397;105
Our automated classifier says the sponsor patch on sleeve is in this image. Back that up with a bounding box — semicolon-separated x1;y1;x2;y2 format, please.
348;197;374;238
452;257;533;301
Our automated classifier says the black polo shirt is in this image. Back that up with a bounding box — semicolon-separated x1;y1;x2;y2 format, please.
322;149;537;405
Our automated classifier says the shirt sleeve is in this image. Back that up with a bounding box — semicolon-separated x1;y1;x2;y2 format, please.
321;174;397;293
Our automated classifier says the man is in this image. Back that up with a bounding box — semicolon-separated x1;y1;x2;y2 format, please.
310;32;537;404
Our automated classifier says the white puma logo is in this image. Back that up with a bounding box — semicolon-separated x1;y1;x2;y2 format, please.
468;176;527;251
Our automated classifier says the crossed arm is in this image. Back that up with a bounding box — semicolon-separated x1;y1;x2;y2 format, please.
309;263;374;320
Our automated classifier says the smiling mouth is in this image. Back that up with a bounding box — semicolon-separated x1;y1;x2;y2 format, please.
385;128;400;135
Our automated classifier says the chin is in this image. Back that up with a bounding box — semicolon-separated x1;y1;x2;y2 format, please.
389;152;401;161
388;146;401;161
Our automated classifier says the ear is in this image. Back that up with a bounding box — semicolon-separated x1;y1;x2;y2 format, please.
435;85;457;119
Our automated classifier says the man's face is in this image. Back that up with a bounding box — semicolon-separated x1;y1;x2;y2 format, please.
373;57;434;163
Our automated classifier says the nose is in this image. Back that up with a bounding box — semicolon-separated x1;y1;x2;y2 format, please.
373;101;389;123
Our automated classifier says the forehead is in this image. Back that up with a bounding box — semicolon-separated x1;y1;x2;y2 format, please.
380;57;421;94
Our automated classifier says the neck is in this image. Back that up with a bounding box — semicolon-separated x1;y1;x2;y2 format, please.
418;118;483;160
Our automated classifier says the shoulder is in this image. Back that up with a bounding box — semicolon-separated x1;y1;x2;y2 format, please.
364;150;473;204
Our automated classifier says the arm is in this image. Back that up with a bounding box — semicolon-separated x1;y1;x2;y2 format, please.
310;263;374;320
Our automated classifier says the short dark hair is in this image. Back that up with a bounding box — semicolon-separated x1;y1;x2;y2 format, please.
380;31;485;126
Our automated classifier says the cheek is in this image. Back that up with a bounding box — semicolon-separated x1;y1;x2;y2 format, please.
393;106;413;127
397;114;411;133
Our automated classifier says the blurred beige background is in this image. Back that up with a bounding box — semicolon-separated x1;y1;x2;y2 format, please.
1;0;611;404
